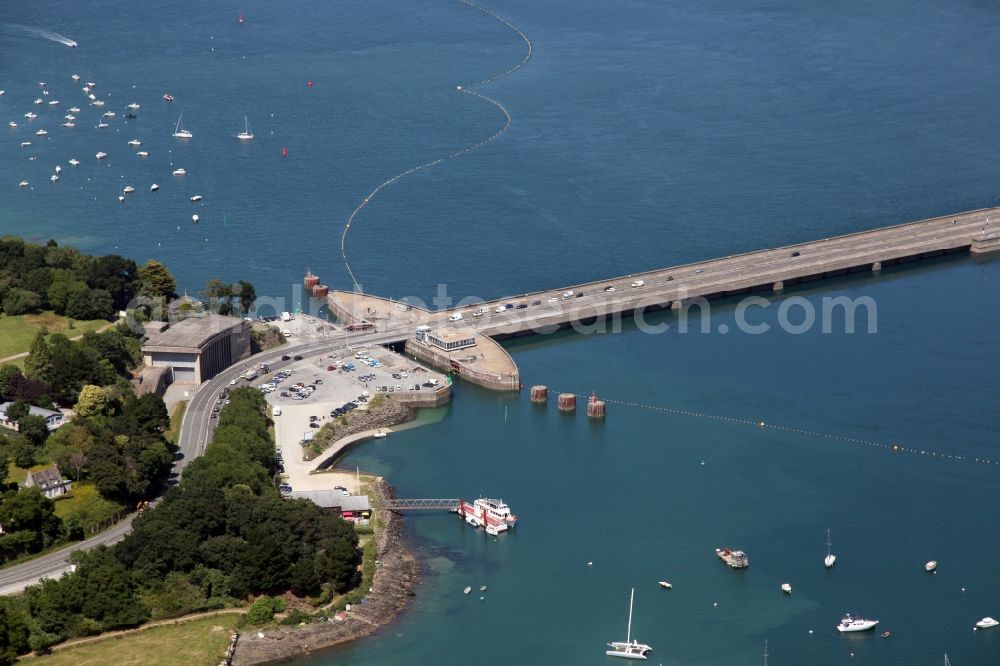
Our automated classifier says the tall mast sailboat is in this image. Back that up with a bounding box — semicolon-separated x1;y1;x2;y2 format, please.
606;588;652;660
237;115;253;141
825;528;837;568
172;113;192;139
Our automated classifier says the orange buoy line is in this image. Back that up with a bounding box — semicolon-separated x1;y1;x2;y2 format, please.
546;389;995;467
339;0;533;293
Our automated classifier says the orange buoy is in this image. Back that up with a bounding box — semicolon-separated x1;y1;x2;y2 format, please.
238;14;244;24
282;147;288;157
307;79;314;87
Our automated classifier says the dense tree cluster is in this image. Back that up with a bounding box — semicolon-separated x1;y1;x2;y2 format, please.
0;388;361;657
0;238;145;318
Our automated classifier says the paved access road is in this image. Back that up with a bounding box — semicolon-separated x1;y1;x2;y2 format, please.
0;328;410;596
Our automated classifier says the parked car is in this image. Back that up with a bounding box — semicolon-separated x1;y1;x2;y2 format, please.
530;300;542;306
605;285;615;292
631;279;645;287
281;355;291;361
293;355;303;361
516;303;527;309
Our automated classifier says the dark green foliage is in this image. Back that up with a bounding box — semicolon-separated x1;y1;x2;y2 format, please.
0;366;21;400
25;333;116;406
17;414;49;447
0;598;30;665
88;255;139;311
3;401;28;425
0;488;61;563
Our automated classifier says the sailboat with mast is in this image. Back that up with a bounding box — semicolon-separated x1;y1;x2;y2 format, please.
606;588;652;660
172;113;192;139
237;116;253;141
825;528;836;568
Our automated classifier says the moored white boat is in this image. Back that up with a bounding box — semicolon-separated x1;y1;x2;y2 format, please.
123;185;135;194
48;100;59;106
825;529;836;568
62;122;75;128
71;74;80;80
373;430;387;438
150;183;159;191
837;613;879;632
103;111;116;118
190;194;203;202
8;121;16;127
463;586;471;594
24;112;37;119
50;174;59;182
19;180;29;187
127;102;140;110
237;115;254;140
92;99;105;107
606;589;652;660
96;152;107;159
20;142;31;148
658;581;672;589
975;617;999;629
35;129;47;136
128;139;141;147
173;168;186;176
192;214;199;223
68;159;79;166
925;560;937;572
781;583;792;594
172;113;193;139
69;106;80;113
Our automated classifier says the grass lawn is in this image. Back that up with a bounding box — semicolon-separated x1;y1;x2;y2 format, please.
35;614;241;666
165;401;188;446
0;311;109;360
53;483;124;529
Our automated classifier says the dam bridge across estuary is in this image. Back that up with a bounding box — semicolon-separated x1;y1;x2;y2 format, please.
328;206;1000;344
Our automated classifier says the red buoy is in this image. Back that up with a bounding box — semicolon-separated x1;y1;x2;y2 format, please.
238;14;244;24
307;79;314;88
282;147;288;157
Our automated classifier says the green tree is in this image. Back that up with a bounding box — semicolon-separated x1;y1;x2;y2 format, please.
74;385;110;419
245;596;275;625
23;331;52;381
46;272;87;316
0;366;23;400
1;289;41;316
233;280;256;314
4;401;29;425
18;415;50;447
137;260;176;301
0;598;30;664
89;255;139;311
66;288;114;321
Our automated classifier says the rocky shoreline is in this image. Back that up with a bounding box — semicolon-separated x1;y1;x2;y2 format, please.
306;397;415;462
231;478;418;665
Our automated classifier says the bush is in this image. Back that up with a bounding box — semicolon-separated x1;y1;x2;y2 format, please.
279;609;312;626
245;596;278;625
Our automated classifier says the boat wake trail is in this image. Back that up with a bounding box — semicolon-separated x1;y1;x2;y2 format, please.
0;23;78;47
340;0;532;292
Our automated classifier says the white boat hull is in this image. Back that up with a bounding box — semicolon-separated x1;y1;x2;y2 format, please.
605;649;647;660
838;620;879;632
825;555;836;568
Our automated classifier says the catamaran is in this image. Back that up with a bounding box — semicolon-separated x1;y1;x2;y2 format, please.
237;116;254;141
825;529;836;568
172;113;192;139
606;588;652;660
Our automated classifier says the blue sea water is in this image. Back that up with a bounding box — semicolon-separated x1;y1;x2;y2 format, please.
2;1;1000;664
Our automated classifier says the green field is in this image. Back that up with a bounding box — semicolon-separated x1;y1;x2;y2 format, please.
0;311;109;360
34;614;241;666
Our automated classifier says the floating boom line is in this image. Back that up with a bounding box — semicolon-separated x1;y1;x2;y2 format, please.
340;0;533;292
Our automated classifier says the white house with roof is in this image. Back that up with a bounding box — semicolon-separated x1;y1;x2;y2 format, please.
22;466;72;499
0;402;66;432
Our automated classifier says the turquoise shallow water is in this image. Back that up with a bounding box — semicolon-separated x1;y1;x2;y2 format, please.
2;1;1000;663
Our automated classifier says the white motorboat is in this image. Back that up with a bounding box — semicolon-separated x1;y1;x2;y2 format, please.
82;86;91;93
463;586;472;594
137;151;149;158
925;561;937;572
123;185;135;194
24;112;37;119
658;581;672;590
118;195;125;203
606;588;652;660
373;431;387;439
825;529;836;568
96;152;107;159
128;139;141;147
150;183;159;192
92;99;105;107
65;114;76;120
48;100;59;106
103;111;116;118
781;583;792;594
69;106;80;113
191;214;199;223
237;115;254;140
8;121;16;127
976;617;999;629
54;165;62;173
33;98;43;105
172;113;193;139
68;159;79;166
19;180;28;187
71;74;80;81
20;142;31;148
97;123;109;129
172;168;186;176
62;122;75;128
50;174;59;182
127;102;140;110
190;194;203;202
837;613;879;633
86;82;96;88
35;129;47;136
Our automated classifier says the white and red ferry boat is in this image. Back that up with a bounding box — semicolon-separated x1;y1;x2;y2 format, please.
456;498;518;536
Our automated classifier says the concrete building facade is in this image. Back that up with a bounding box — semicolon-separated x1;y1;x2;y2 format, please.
141;314;251;385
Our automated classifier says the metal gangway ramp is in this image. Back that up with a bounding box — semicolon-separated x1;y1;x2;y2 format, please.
383;498;460;512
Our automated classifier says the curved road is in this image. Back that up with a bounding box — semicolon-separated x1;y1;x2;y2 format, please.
0;327;410;596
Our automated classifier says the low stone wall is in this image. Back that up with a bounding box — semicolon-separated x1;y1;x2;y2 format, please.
231;478;417;665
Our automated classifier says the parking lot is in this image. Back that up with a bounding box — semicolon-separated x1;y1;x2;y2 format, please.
237;346;446;496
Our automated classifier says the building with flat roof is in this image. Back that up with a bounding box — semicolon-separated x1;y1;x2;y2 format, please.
141;314;251;384
425;326;477;352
